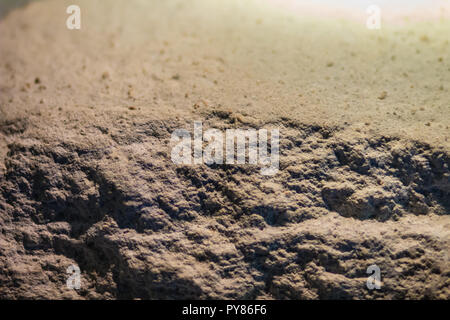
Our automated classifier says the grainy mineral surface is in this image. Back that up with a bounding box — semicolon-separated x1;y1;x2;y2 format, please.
0;0;449;299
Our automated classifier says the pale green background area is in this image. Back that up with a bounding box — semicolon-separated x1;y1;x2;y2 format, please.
0;0;438;19
0;0;38;19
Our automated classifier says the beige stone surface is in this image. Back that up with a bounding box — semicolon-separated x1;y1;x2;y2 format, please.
0;0;448;299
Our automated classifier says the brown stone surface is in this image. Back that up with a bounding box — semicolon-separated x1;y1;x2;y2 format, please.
0;0;448;299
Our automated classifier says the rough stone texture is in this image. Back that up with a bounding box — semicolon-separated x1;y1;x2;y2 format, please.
0;0;449;299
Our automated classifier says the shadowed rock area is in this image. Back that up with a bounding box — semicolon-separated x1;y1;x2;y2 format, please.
0;112;448;299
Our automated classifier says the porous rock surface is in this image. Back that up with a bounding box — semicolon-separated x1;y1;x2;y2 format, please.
0;0;449;299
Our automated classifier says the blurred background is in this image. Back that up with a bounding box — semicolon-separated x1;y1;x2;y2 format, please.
1;0;448;19
0;0;35;18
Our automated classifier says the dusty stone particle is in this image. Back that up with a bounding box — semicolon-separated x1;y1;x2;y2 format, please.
378;91;387;100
